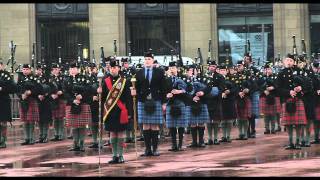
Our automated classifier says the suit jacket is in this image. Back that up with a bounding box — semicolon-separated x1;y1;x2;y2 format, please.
136;67;166;103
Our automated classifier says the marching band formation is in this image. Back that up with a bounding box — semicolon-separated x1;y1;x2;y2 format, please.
1;40;320;165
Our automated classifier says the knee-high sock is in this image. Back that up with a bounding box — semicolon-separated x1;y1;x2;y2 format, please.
151;130;159;152
24;123;29;140
301;125;306;142
306;121;312;144
226;120;232;138
287;125;293;144
314;121;320;140
143;130;152;152
276;113;281;129
264;116;270;131
213;123;219;140
29;123;35;143
295;125;302;144
79;128;85;148
207;123;213;140
92;124;98;144
54;119;59;136
178;127;184;147
125;130;131;141
190;127;197;144
198;126;205;144
270;116;276;131
243;120;249;138
111;137;118;157
72;128;79;147
237;120;243;137
221;121;227;138
170;127;177;148
118;137;124;156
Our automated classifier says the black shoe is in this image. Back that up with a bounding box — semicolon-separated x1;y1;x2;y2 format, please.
294;144;301;150
35;138;43;143
21;140;30;145
88;134;92;137
40;138;48;143
198;142;206;148
187;142;198;148
118;156;125;163
213;139;220;145
168;145;178;152
177;145;184;151
0;144;6;148
125;139;131;143
285;143;295;150
137;137;144;141
67;136;73;139
205;139;214;145
220;137;227;142
108;156;119;164
152;150;160;156
236;135;244;140
304;143;311;147
104;142;111;146
311;139;320;144
79;147;85;152
300;141;306;147
264;130;270;134
68;146;80;151
50;136;59;141
271;130;276;134
277;127;281;132
140;150;153;157
249;132;256;138
88;143;99;148
226;137;232;143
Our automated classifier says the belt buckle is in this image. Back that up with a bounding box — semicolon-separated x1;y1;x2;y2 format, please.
147;94;152;100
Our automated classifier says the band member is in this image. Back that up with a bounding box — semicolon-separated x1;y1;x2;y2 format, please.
218;64;237;142
165;61;188;151
186;65;210;148
243;53;262;138
296;56;316;147
50;63;66;141
311;60;320;144
0;61;17;148
277;54;307;150
235;60;252;141
88;62;101;148
121;57;135;143
35;63;52;143
98;59;132;164
260;62;279;134
130;51;167;157
205;61;222;145
64;62;93;152
17;64;41;145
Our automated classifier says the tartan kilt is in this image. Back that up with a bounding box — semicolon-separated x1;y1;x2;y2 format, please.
166;101;188;128
51;99;66;120
281;98;307;125
236;97;252;120
137;100;163;125
314;104;320;121
186;104;209;125
250;91;260;117
275;97;282;114
259;96;278;116
19;98;39;123
65;104;91;128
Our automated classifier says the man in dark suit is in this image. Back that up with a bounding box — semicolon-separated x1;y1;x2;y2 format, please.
130;51;167;157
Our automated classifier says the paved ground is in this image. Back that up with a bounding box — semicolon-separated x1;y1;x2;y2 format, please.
1;119;320;177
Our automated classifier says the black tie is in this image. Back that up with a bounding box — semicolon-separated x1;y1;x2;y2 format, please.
146;69;150;83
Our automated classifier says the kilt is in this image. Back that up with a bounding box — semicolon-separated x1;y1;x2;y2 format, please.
207;102;222;122
186;104;209;125
166;100;188;128
250;91;260;117
275;97;282;114
137;100;163;125
236;97;252;120
314;104;320;121
51;99;66;120
281;98;307;125
260;96;278;116
65;104;91;128
19;98;39;123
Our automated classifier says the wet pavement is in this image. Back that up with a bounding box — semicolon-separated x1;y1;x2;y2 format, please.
1;119;320;176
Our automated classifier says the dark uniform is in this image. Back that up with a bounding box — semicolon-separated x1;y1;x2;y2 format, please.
277;54;307;149
49;63;66;141
63;62;95;152
101;59;132;164
165;61;188;151
311;60;320;144
259;63;279;134
35;64;52;143
0;62;17;148
17;64;41;145
136;52;166;157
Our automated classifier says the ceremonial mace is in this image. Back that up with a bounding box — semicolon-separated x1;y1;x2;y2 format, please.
130;76;138;161
97;66;104;174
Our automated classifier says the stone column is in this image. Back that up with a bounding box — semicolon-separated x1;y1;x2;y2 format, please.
211;4;219;62
180;3;212;64
89;3;126;60
0;3;33;67
273;3;310;58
